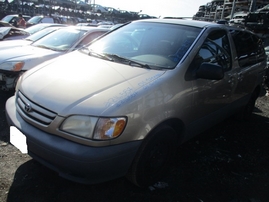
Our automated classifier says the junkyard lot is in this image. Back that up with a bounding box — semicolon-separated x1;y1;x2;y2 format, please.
1;91;269;202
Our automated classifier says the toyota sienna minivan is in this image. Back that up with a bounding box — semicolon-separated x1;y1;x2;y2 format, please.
6;19;267;187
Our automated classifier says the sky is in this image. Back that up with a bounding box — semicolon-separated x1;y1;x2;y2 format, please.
90;0;211;18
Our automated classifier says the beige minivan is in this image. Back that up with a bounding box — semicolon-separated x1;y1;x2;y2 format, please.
6;19;267;187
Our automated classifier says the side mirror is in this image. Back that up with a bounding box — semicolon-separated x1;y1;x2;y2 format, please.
196;62;224;80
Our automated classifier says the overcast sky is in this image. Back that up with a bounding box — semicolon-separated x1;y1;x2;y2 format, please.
90;0;210;18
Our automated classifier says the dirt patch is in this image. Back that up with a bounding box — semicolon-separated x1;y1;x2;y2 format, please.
1;92;269;202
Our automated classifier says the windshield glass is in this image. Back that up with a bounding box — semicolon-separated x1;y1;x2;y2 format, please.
25;24;52;34
1;15;13;22
32;28;87;51
86;21;201;69
25;27;60;42
28;16;42;24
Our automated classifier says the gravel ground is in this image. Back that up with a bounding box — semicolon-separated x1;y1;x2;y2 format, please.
1;90;269;202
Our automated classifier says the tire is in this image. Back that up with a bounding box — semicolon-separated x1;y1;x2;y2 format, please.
126;125;177;188
236;90;259;121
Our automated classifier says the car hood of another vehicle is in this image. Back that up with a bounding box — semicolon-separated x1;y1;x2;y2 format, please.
0;27;28;39
0;27;12;39
19;51;165;116
0;40;32;50
0;45;62;70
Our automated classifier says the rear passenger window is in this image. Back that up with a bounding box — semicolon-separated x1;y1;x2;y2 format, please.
230;30;265;67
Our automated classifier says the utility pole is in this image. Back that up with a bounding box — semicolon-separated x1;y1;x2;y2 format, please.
221;0;225;19
249;0;256;12
49;0;52;16
230;0;236;20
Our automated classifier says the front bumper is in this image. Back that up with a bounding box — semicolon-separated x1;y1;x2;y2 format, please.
6;95;141;184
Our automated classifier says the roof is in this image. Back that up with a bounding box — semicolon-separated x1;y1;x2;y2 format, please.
24;23;68;34
68;26;110;32
3;14;31;17
132;18;222;29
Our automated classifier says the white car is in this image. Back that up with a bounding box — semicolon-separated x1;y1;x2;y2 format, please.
1;14;31;27
0;26;109;91
0;26;64;51
0;27;30;41
229;13;248;24
24;23;67;35
91;4;108;13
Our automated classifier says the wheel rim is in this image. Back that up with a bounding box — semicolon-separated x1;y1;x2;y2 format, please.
145;139;171;176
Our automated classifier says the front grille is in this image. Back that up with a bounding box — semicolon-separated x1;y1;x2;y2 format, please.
17;91;57;126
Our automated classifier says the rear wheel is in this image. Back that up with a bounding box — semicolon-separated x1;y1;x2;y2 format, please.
126;125;177;187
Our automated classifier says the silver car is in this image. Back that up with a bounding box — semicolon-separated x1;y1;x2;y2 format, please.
0;26;109;91
0;27;30;41
6;19;267;187
0;26;65;51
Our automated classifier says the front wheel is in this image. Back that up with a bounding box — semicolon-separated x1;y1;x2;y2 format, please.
236;90;259;121
126;125;177;187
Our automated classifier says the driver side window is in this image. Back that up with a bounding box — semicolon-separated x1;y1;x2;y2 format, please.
186;30;232;80
198;30;231;72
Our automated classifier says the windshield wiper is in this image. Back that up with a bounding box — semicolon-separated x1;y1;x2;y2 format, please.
34;45;58;51
88;49;113;61
105;54;151;69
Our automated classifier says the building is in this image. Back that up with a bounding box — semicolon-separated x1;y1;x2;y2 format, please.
193;0;269;22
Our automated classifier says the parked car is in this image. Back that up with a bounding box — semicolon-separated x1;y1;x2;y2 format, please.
138;14;155;19
76;23;98;27
106;7;121;16
119;10;133;18
0;21;14;27
1;14;31;27
109;23;124;30
0;27;30;41
26;15;62;28
24;23;67;35
229;13;248;25
6;19;267;188
90;4;108;13
0;23;66;42
217;19;229;25
0;26;109;91
0;26;65;50
58;16;81;25
97;21;114;28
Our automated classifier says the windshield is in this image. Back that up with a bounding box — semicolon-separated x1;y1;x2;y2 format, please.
1;15;13;22
86;21;201;69
25;27;61;42
28;16;42;24
25;24;52;34
32;28;87;51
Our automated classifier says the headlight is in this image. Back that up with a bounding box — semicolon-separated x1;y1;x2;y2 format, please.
94;117;126;140
0;61;25;71
60;115;127;140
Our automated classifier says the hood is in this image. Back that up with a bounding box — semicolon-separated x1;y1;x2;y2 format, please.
0;27;28;40
0;40;31;50
0;45;62;70
20;51;165;116
0;45;59;61
0;27;12;39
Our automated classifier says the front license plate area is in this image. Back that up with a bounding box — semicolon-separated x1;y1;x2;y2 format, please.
10;126;28;154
